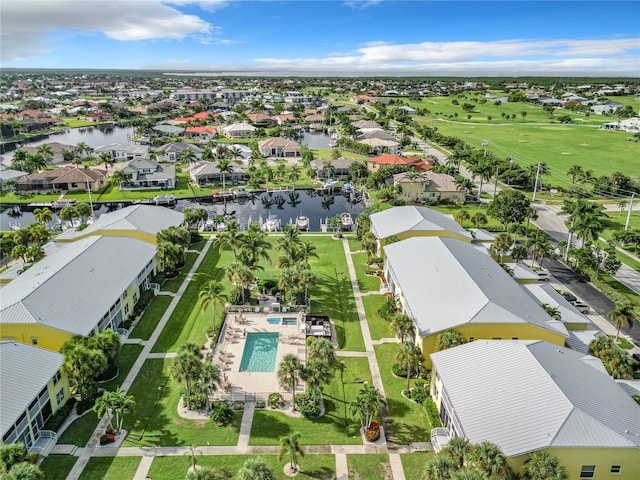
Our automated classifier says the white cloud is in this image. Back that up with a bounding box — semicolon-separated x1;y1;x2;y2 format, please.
0;0;216;63
254;38;640;75
343;0;383;9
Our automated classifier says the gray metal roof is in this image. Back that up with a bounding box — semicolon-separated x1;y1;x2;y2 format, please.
384;237;568;337
370;206;471;241
56;205;183;241
523;283;590;326
0;236;157;336
431;340;640;457
1;341;64;435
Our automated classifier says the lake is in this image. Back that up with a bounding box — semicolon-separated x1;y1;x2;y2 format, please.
0;189;364;232
26;125;136;149
300;131;334;149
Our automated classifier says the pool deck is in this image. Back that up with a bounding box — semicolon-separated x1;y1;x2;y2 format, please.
213;312;307;401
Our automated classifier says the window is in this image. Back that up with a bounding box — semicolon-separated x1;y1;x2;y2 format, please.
30;337;38;345
124;304;130;316
492;337;502;340
53;371;61;385
469;337;474;342
610;466;621;475
580;466;596;479
55;387;65;405
512;337;519;340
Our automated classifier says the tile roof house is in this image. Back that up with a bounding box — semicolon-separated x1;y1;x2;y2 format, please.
367;153;420;172
189;161;247;186
312;157;364;178
16;166;107;193
119;158;177;190
221;122;257;139
258;137;302;158
155;142;203;163
389;171;462;203
430;340;640;477
16;142;75;165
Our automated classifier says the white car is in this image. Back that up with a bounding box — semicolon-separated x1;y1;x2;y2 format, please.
536;270;551;281
572;301;590;314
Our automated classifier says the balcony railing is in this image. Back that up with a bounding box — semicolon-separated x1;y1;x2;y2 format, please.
28;430;57;457
431;427;450;453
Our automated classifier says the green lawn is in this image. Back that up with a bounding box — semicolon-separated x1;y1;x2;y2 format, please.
123;359;241;447
250;356;371;446
374;344;431;444
351;251;383;293
362;295;392;340
78;456;141;480
162;251;199;293
130;295;173;341
146;454;336;480
39;455;78;480
347;454;390;480
401;452;434;480
431;204;504;231
152;245;224;353
101;344;144;391
58;411;100;447
601;209;640;242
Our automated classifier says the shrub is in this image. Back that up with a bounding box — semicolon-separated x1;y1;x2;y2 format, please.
188;393;207;410
133;289;155;317
233;401;245;411
268;392;284;409
189;231;203;245
99;434;114;445
121;318;133;330
423;397;442;428
408;386;428;404
210;401;233;425
258;279;278;294
45;399;75;432
299;403;321;418
365;421;381;442
377;295;399;320
256;401;266;409
229;286;245;305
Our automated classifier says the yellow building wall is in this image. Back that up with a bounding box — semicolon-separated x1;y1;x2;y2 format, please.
378;230;472;258
45;369;71;415
422;323;566;368
55;228;158;245
509;448;640;480
0;324;73;352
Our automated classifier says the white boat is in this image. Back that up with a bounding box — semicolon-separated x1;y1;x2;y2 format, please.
154;194;176;205
262;214;281;232
341;212;353;230
232;186;251;198
295;215;309;231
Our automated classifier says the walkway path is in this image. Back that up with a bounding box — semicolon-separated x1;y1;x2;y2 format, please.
63;234;419;480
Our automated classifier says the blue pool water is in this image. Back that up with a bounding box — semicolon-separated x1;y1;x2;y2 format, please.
266;317;280;325
282;317;297;326
239;332;279;372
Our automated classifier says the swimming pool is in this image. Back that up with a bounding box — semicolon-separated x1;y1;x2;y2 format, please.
266;317;280;325
282;317;297;326
239;332;279;372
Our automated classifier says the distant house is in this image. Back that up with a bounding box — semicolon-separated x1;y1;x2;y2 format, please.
247;113;275;127
185;126;216;138
85;113;113;122
16;166;107;193
95;143;148;162
155;142;203;163
221;122;256;139
189;161;246;186
312;157;363;178
152;124;186;137
0;167;28;189
16;142;75;165
366;153;421;172
304;113;325;129
274;114;299;126
119;158;176;190
398;105;416;115
390;171;462;203
258;137;302;158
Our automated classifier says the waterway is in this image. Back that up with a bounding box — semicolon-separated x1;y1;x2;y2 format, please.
25;125;135;149
300;131;334;149
0;189;364;232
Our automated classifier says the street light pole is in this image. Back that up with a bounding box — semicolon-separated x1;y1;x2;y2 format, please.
532;162;542;202
625;193;636;231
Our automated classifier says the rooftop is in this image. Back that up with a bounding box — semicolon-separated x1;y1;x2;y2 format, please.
370;205;471;241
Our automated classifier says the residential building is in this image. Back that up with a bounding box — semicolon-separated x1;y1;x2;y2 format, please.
94;143;148;162
16;166;107;193
430;340;640;478
367;153;421;172
383;236;568;367
15;142;75;165
119;158;177;190
258;137;302;158
221;122;256;139
389;171;463;203
171;89;217;101
0;166;28;189
189;161;246;186
0;235;159;352
312;157;363;178
155;142;203;163
0;342;70;457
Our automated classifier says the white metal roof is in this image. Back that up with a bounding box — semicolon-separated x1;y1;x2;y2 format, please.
56;205;183;241
370;206;471;241
522;283;590;326
431;340;640;456
384;237;568;337
0;236;156;335
0;341;64;435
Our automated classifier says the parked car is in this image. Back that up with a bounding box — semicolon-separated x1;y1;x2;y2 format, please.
560;292;577;303
536;270;551;281
571;301;590;314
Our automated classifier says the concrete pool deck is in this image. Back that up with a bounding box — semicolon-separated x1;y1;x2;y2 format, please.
213;312;307;401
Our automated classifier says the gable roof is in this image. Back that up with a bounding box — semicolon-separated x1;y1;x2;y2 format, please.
368;153;419;166
370;205;471;241
0;342;64;435
384;237;568;337
431;340;640;456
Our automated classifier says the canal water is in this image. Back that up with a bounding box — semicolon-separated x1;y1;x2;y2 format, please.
25;125;135;149
1;189;364;232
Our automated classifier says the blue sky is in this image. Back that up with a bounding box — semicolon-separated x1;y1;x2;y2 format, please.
2;0;639;75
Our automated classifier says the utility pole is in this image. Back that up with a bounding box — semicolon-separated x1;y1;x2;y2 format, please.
493;165;499;197
482;141;489;157
625;193;636;231
532;162;542;202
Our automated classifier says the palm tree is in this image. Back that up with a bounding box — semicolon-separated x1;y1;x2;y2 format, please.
33;207;53;226
542;304;561;320
110;169;129;192
297;241;318;267
422;455;457;480
322;159;336;179
181;148;196;166
215;220;243;261
62;343;107;401
566;165;583;184
307;337;336;366
608;303;634;342
216;157;234;190
454;209;470;227
361;232;378;268
238;227;271;269
575;208;606;247
277;432;305;473
226;262;253;303
490;233;512;263
452;468;488;480
287;165;301;188
236;457;275;480
199;362;221;411
467;441;512;480
93;388;135;434
303;358;333;402
522;450;568;480
99;152;112;171
442;436;472;469
277;354;303;409
350;384;386;429
436;330;467;351
199;280;228;333
617;199;629;215
295;267;316;304
277;224;302;263
390;314;414;343
171;349;202;410
395;341;423;393
527;230;552;268
36;144;54;165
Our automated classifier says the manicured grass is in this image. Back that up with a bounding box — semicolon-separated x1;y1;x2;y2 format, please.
351;251;383;293
601;209;640;243
130;295;173;341
78;456;141;480
123;359;241;447
101;344;144;391
609;335;634;350
152;244;224;353
362;295;392;340
374;344;431;444
401;452;434;480
189;239;207;252
347;454;390;480
58;411;100;447
95;173;201;202
250;356;371;445
147;454;336;480
39;455;78;480
162;251;199;293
